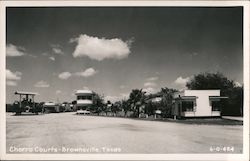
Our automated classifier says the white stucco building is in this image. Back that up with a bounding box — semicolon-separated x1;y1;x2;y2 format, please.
172;90;228;118
75;89;94;111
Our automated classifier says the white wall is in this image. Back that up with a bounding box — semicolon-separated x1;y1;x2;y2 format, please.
184;90;220;117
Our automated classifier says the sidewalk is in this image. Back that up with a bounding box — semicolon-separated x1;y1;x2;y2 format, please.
222;116;243;121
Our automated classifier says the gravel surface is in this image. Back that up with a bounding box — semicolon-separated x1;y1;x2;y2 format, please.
6;112;243;154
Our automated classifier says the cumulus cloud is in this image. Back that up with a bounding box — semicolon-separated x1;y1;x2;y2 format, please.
105;93;129;102
142;87;157;94
6;44;26;57
6;80;17;86
6;69;22;80
58;68;97;80
146;76;159;81
56;90;62;95
6;69;22;86
120;85;126;89
70;34;132;61
51;44;64;55
34;80;50;88
120;93;129;99
144;82;157;87
49;56;55;61
53;48;63;54
82;86;90;90
74;68;97;77
142;76;159;94
105;96;120;103
58;72;72;80
174;76;190;87
42;53;48;56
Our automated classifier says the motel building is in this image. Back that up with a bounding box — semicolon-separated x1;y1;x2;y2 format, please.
75;89;94;114
172;90;228;119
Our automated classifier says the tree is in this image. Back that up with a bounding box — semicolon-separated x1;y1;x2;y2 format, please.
92;93;105;115
128;89;146;117
186;72;235;93
105;100;112;116
186;72;243;116
71;100;77;111
158;87;178;117
111;101;122;116
121;99;131;117
143;88;177;117
144;100;156;116
72;100;77;105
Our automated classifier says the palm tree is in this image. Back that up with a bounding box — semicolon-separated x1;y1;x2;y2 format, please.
121;99;130;117
128;89;146;117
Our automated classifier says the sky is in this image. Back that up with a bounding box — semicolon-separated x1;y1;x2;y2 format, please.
6;7;243;103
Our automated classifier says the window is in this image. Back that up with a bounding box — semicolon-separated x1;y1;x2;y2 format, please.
182;101;194;112
86;95;92;100
77;95;92;100
211;100;220;111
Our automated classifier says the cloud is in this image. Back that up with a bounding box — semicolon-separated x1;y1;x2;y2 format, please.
188;52;199;57
70;34;132;61
146;76;159;81
105;96;120;103
58;68;97;80
6;80;17;86
56;90;62;95
104;93;129;102
6;69;22;86
51;44;64;55
120;93;129;99
143;76;158;93
53;48;63;55
34;80;50;88
142;87;157;94
49;56;55;61
6;44;26;57
6;69;22;80
174;76;190;87
120;85;126;89
42;53;48;56
192;52;198;56
58;72;72;80
27;54;37;58
82;86;90;90
144;82;157;87
74;68;97;77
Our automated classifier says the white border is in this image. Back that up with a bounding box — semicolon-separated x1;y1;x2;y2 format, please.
0;1;249;160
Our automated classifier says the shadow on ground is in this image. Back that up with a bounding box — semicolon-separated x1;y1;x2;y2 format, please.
130;117;243;126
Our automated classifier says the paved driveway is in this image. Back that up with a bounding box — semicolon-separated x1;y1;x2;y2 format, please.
6;112;243;153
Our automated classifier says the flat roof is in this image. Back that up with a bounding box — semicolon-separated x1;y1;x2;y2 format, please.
75;89;93;95
15;91;38;95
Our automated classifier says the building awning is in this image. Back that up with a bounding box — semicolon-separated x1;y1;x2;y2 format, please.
209;96;228;99
175;96;197;100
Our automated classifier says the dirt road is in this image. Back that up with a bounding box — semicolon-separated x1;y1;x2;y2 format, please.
6;112;243;153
